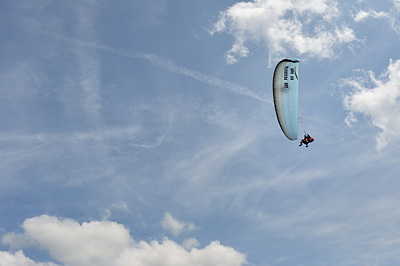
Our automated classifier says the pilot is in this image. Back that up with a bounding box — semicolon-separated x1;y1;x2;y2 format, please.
299;133;314;147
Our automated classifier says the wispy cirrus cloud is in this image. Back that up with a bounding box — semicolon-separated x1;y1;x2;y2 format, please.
248;187;400;265
47;34;268;103
136;53;269;103
353;9;389;22
72;3;103;126
210;0;357;65
353;0;400;35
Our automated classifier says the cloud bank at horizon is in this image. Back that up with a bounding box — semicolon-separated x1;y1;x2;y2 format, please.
2;215;247;266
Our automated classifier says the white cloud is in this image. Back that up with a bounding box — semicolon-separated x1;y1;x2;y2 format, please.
3;215;133;266
71;2;103;126
248;191;400;265
395;0;400;10
117;239;246;266
210;0;356;65
161;212;197;236
353;1;400;35
136;53;269;102
342;59;400;150
0;250;59;266
110;201;130;212
390;0;400;34
353;10;389;22
182;237;200;250
2;215;247;266
47;33;269;102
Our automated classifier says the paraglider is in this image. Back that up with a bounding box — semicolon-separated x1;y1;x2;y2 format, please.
272;58;314;147
299;133;314;147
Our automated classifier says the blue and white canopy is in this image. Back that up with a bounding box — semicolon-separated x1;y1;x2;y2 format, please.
272;59;299;140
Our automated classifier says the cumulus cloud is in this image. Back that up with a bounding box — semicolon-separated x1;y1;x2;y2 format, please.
342;59;400;150
210;0;356;65
2;215;247;266
3;215;133;266
0;250;59;266
161;212;197;236
182;237;200;250
116;239;246;266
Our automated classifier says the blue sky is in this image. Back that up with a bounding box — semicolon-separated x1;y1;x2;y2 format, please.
1;0;400;265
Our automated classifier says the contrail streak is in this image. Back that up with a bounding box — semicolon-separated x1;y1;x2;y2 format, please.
50;34;270;103
136;53;270;103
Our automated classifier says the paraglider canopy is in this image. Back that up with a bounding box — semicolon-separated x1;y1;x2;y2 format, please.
272;58;299;140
